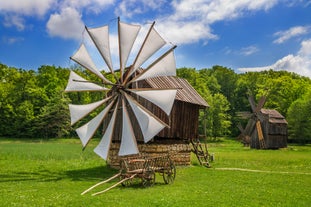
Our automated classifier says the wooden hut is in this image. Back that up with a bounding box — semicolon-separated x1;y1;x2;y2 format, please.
251;109;288;149
106;76;209;167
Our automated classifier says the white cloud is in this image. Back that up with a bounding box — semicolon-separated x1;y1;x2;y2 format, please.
115;0;166;18
238;39;311;78
3;15;25;31
240;45;259;56
46;7;84;40
273;26;310;44
0;0;54;16
153;0;278;45
61;0;115;14
2;36;24;44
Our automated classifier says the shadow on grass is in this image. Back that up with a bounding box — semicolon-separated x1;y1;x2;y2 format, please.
0;166;118;183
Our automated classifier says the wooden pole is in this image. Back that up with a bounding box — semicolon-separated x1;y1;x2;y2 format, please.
92;174;137;196
81;173;121;195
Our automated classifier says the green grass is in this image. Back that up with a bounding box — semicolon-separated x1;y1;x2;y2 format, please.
0;138;310;207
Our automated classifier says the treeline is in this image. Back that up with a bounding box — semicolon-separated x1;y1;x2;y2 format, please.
1;63;311;143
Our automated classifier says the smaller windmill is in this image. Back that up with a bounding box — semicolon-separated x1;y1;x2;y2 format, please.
237;94;288;149
237;95;267;149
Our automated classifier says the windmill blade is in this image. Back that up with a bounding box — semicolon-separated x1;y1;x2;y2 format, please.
86;25;114;74
129;46;177;83
118;20;141;81
129;89;177;115
70;44;112;84
244;118;256;136
75;99;116;147
93;100;119;159
123;92;167;143
65;71;108;92
119;98;139;156
255;96;266;113
237;123;245;134
125;22;166;81
248;95;256;112
69;96;113;125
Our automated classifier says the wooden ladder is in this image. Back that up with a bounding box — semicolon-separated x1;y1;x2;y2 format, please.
191;140;211;167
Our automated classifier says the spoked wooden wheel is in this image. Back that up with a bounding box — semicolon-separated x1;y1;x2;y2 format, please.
163;162;176;184
142;168;155;187
120;175;133;187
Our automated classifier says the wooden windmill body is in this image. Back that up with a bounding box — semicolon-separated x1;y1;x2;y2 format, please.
65;18;209;168
238;96;288;149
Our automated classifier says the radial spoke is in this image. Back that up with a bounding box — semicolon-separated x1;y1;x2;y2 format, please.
118;19;141;82
124;22;166;82
69;96;113;125
129;46;177;83
130;89;177;115
70;44;112;84
119;97;139;156
65;71;108;92
94;99;119;159
123;91;168;143
86;25;114;73
75;98;116;148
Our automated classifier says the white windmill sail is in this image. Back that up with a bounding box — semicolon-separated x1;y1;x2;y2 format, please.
127;23;166;78
65;71;108;92
130;89;177;115
131;47;176;82
76;100;115;147
86;25;114;73
119;98;139;156
94;100;118;159
69;97;112;125
118;21;141;79
124;92;166;143
70;44;112;84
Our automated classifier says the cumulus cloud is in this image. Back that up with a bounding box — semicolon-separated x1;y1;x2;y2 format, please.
46;7;84;40
152;0;278;45
0;0;54;16
238;39;311;78
273;25;310;44
0;0;54;31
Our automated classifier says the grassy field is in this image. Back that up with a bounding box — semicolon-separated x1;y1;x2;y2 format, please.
0;138;310;207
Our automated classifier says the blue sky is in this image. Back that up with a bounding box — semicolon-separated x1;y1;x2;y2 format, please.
1;0;311;78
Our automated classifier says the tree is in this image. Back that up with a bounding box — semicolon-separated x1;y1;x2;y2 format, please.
205;93;231;139
287;88;311;143
32;92;71;139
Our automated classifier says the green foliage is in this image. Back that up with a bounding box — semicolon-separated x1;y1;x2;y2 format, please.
0;138;310;206
1;62;311;142
287;88;311;143
177;67;232;138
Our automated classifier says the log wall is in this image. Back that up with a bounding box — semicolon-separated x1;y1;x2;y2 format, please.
107;142;191;169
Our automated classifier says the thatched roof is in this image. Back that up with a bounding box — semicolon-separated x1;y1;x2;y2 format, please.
260;109;288;124
145;76;209;108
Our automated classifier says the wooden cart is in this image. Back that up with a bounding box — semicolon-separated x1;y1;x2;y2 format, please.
82;153;176;196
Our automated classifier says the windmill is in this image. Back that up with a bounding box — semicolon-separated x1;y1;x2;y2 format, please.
237;95;267;149
65;18;178;160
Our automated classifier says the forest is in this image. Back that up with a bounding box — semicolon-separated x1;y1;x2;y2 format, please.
1;63;311;143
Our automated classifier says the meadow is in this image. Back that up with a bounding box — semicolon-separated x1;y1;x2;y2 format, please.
0;138;310;207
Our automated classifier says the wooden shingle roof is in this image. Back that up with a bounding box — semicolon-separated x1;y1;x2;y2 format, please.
261;109;288;124
145;76;209;108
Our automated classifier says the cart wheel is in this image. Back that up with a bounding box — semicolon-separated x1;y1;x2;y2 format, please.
163;162;176;184
142;168;155;187
120;175;132;187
